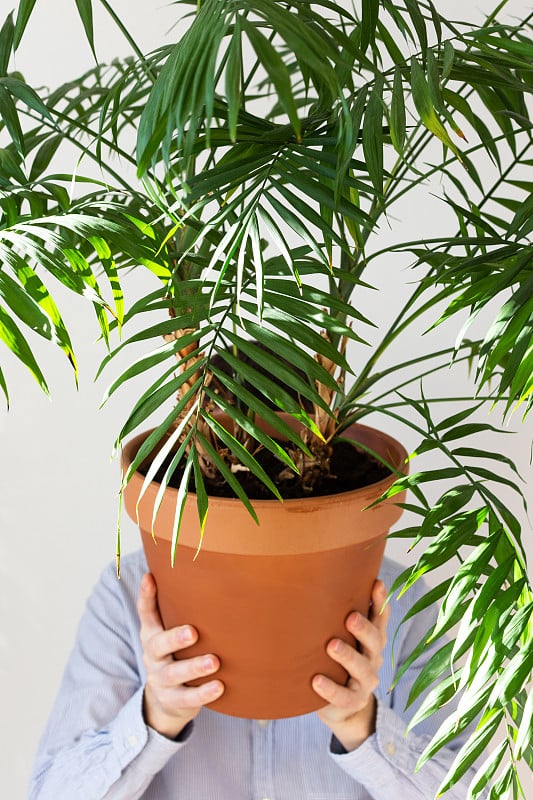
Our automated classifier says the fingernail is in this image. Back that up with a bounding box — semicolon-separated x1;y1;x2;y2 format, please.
312;675;324;690
328;638;342;654
348;611;360;628
204;680;223;697
179;627;194;645
202;656;216;671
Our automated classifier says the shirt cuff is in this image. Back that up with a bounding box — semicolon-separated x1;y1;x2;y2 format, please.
329;698;421;791
108;686;191;772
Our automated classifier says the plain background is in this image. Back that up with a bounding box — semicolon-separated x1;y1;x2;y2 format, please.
1;1;531;797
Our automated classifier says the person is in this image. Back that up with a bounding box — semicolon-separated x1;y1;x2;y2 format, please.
29;348;478;798
28;550;478;799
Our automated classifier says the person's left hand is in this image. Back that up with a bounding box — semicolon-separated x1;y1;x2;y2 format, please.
312;579;390;752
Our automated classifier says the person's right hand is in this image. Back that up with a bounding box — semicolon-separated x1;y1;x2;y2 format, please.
137;572;225;739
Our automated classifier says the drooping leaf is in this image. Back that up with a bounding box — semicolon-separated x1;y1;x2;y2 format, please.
0;304;48;392
13;0;37;49
390;66;406;155
361;0;379;55
410;58;463;161
0;85;24;156
74;0;96;58
0;12;14;75
362;75;384;198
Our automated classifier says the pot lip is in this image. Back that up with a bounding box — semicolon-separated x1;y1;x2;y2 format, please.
122;419;409;508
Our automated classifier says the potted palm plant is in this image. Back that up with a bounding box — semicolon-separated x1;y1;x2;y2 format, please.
2;0;532;795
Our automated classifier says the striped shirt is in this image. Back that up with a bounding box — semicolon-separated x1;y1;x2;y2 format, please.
29;551;477;799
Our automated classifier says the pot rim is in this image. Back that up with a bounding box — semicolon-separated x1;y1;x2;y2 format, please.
121;419;409;554
121;419;408;508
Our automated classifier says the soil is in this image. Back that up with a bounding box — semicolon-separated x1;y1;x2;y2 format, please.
143;439;391;500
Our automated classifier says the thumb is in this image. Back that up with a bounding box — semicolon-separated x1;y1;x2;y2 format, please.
137;573;164;641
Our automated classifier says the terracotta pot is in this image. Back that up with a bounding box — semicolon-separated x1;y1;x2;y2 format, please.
122;418;407;719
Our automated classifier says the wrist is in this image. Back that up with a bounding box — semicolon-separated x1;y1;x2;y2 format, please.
142;688;195;740
329;695;377;752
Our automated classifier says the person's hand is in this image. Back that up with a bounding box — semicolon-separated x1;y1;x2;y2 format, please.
137;572;225;739
312;579;390;752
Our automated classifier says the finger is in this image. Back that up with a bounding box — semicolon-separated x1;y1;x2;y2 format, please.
151;653;221;690
325;637;377;690
172;679;226;709
144;623;198;665
344;610;385;663
368;580;390;628
137;573;165;643
312;673;367;711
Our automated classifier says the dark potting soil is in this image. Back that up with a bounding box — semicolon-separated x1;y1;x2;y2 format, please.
142;439;391;500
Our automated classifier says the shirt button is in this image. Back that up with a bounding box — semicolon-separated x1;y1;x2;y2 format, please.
256;719;270;728
385;741;396;756
127;734;139;748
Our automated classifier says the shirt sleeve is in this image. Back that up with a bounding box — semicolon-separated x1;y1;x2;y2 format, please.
330;699;475;800
329;576;484;800
28;560;190;800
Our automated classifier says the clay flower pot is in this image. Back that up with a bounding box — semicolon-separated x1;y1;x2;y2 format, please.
122;419;407;719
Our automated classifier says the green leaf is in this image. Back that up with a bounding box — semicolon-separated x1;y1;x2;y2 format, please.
487;761;514;799
466;739;508;800
13;0;37;49
514;683;533;759
102;331;211;405
74;0;95;57
442;40;455;80
0;363;9;407
196;429;259;525
397;577;452;628
404;0;428;53
0;270;53;338
226;18;242;143
137;0;231;171
0;12;14;75
263;190;328;266
242;20;301;141
451;555;516;666
361;0;379;55
0;304;48;393
362;75;384;198
202;407;282;500
406;640;455;709
410;58;463;161
487;643;533;707
433;534;499;630
209;363;312;457
408;672;464;733
116;361;206;446
390;66;406;155
0;85;24;156
231;320;340;392
436;708;505;795
1;76;53;121
121;383;202;492
335;88;368;205
29;135;62;181
0;260;77;377
219;346;325;440
192;447;209;555
134;407;195;507
171;453;194;566
240;304;352;373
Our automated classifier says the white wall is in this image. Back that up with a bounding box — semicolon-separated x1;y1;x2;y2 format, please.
1;2;531;797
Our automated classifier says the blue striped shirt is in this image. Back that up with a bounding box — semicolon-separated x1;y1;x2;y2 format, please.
29;551;477;799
